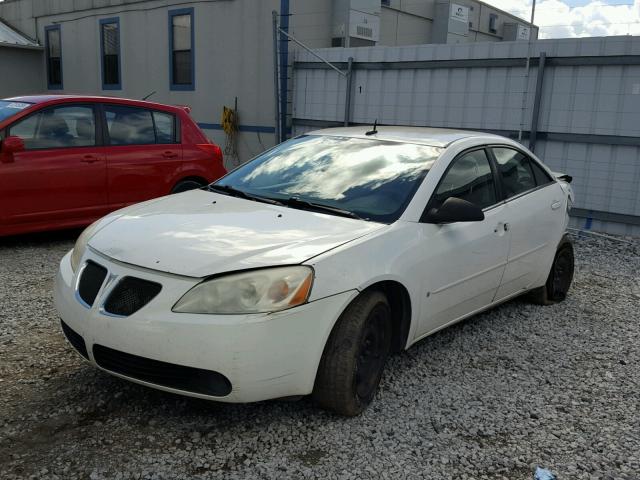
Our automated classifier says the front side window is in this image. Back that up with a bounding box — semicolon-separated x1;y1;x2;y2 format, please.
8;105;96;149
169;9;194;89
45;26;63;89
431;149;497;210
492;147;537;199
104;105;155;145
218;135;442;223
100;18;121;89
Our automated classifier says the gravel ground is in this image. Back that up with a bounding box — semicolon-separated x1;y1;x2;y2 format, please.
0;230;639;480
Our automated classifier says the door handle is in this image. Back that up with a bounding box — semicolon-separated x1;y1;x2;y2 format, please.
551;200;562;210
162;151;178;159
494;222;510;233
80;155;98;164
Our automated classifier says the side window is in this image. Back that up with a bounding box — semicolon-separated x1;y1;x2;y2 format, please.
492;147;536;199
105;105;155;145
9;114;39;145
432;149;497;210
530;159;554;186
8;105;96;149
153;111;176;144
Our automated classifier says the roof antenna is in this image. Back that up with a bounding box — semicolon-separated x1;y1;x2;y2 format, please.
141;91;156;101
365;119;378;136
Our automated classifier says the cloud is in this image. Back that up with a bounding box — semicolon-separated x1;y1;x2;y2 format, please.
487;0;640;38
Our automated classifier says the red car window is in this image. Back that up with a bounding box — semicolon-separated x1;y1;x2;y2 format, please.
9;105;96;150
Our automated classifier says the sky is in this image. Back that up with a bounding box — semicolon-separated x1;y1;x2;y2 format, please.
487;0;640;38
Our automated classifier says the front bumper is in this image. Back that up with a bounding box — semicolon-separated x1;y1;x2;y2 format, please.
54;249;357;403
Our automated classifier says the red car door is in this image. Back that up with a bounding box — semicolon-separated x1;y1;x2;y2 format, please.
102;104;182;209
0;104;108;229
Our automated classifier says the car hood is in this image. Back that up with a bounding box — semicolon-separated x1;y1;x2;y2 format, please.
89;190;385;277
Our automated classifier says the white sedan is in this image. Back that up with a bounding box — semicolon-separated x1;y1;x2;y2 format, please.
54;127;575;416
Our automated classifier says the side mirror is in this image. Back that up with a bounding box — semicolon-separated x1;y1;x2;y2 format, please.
423;197;485;224
0;136;25;163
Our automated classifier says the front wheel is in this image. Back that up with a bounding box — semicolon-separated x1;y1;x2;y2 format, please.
529;236;575;305
312;291;392;416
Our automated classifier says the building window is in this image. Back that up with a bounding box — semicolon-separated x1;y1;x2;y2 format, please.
381;0;390;6
100;18;121;90
45;25;62;89
169;8;194;91
489;14;498;34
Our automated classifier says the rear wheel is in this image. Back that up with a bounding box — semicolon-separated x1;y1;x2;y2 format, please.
171;179;205;194
529;236;574;305
312;291;392;416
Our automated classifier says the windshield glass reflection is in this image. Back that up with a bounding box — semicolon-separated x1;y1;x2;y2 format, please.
219;135;442;223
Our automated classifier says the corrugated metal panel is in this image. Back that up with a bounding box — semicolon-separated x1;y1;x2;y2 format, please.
292;37;640;235
0;19;38;48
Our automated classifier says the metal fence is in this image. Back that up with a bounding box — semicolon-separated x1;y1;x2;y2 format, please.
290;36;640;236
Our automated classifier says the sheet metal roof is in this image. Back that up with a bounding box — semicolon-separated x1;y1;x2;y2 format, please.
0;18;39;48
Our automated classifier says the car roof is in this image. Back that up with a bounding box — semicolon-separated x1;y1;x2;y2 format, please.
3;94;184;112
306;126;505;148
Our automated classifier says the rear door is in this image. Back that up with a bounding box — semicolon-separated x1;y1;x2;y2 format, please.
102;104;182;208
489;146;567;301
0;103;107;227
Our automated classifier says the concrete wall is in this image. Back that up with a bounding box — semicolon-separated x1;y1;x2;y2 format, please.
0;46;43;97
292;37;640;236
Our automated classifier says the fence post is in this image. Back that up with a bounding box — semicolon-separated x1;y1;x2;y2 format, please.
272;10;281;145
529;52;546;152
343;57;354;127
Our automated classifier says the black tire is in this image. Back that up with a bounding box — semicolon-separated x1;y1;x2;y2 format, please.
528;235;575;305
312;290;392;416
171;179;205;194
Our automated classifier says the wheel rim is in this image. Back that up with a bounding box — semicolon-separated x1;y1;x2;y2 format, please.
354;309;388;400
551;248;573;299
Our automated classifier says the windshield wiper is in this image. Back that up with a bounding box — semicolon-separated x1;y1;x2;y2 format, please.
281;197;363;220
205;184;284;206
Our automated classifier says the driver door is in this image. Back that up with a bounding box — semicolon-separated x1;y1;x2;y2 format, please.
416;148;511;338
1;104;108;228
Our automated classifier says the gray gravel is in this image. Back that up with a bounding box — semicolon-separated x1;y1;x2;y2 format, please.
1;230;639;480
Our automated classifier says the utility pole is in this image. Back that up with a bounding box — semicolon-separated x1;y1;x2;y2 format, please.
518;0;537;142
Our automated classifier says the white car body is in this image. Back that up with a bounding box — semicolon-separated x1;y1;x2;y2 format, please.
54;127;572;404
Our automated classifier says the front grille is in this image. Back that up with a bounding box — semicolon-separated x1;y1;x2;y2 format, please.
93;345;232;396
103;277;162;316
78;261;108;306
60;320;89;360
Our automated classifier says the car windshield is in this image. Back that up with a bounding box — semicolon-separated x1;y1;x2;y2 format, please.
0;100;32;122
216;135;442;223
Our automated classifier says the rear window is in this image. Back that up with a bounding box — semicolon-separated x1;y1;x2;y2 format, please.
104;104;177;145
0;101;32;122
105;105;155;145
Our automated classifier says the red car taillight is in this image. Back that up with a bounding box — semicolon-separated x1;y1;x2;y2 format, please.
197;143;223;162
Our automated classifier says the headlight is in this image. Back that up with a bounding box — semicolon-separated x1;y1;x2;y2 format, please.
70;220;101;272
173;266;314;314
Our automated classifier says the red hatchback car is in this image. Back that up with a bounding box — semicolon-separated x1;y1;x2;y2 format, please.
0;95;226;237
